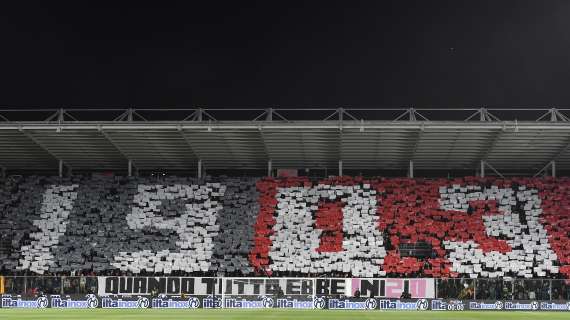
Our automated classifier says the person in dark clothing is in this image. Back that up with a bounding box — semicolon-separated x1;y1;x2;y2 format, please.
354;289;361;298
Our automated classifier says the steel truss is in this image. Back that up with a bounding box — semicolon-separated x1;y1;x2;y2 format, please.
0;107;569;176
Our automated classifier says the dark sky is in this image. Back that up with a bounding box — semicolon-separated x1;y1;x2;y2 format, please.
1;1;570;108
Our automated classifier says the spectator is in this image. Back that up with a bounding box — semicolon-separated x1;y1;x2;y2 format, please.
354;289;361;298
529;290;536;300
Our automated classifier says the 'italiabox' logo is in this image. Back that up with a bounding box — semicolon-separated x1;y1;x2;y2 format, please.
36;296;48;308
262;296;274;308
137;297;149;308
313;297;326;309
188;297;200;308
86;294;98;308
365;298;377;310
416;299;428;311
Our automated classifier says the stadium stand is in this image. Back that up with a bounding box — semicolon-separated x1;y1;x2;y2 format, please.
0;175;569;280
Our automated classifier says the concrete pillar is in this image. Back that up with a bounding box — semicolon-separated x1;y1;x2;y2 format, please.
338;160;343;176
408;160;414;178
58;160;63;178
480;160;485;178
267;160;273;177
198;159;203;179
0;166;5;179
552;161;556;178
128;160;133;177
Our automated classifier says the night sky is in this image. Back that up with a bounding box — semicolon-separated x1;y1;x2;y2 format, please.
1;1;570;108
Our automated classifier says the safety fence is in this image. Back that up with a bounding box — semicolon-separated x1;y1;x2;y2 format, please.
1;276;570;311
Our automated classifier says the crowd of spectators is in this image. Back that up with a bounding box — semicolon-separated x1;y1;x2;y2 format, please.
4;274;570;300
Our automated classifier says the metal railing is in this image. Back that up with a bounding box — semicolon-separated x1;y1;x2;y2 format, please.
2;276;98;296
435;278;569;301
1;107;570;123
2;276;568;300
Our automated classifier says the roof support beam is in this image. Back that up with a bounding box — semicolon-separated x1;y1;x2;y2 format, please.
113;108;148;122
480;160;504;178
465;108;500;121
536;108;570;122
323;107;358;122
5;107;570;122
536;134;570;173
257;128;272;166
476;128;504;167
408;160;414;178
177;127;200;161
44;108;79;123
20;130;67;174
1;116;569;174
182;108;217;122
99;129;133;172
552;134;570;160
407;127;424;166
443;130;461;169
4;122;570;130
394;108;429;121
534;160;556;178
252;108;289;122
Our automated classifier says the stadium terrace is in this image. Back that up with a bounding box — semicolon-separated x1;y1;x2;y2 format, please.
3;108;570;312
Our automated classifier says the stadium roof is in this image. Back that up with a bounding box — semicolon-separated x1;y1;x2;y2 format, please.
1;107;570;176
